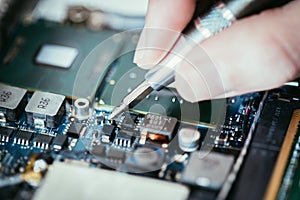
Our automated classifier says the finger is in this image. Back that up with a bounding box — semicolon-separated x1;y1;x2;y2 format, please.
134;0;196;69
175;0;300;102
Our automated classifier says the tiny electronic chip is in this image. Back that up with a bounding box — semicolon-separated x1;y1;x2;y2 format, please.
141;113;177;140
52;134;68;151
0;127;14;142
0;83;27;121
121;114;137;130
101;124;116;143
67;122;84;138
33;134;53;149
25;91;65;128
107;148;126;162
14;130;33;146
91;145;106;157
115;131;136;148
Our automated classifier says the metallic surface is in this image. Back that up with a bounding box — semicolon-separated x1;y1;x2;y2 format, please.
0;83;26;110
25;91;65;117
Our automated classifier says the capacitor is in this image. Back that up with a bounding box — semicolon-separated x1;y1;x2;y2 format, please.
178;128;200;152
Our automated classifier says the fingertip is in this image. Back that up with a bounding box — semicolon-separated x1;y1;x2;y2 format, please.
134;0;196;69
133;48;166;70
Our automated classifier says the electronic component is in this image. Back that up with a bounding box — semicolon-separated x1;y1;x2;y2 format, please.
107;148;125;162
178;127;201;152
52;134;68;151
100;124;116;143
141;113;177;140
13;130;33;146
125;147;165;173
33;134;53;149
0;127;13;142
73;98;92;121
35;44;78;69
67;122;84;138
33;162;189;200
0;83;26;121
91;145;106;157
121;113;137;130
181;151;234;190
115;131;135;148
25;91;65;128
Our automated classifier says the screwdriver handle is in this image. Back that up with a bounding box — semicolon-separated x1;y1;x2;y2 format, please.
145;0;292;90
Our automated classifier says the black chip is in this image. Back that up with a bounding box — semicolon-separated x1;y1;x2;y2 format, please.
0;127;13;142
118;131;133;139
121;114;137;129
14;130;33;145
52;134;68;150
102;124;115;135
67;122;84;138
107;148;126;161
91;145;106;157
101;124;116;143
116;131;136;147
34;134;53;149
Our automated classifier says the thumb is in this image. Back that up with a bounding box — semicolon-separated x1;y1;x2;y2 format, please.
175;0;300;102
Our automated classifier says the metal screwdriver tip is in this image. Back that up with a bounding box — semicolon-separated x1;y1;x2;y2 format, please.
108;103;128;119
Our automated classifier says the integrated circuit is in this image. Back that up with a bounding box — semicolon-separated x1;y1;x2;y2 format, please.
121;113;137;130
141;113;177;141
100;124;116;144
13;130;33;146
33;134;54;149
91;145;106;157
107;148;126;162
115;131;136;148
67;122;84;138
0;127;14;142
52;134;68;151
25;91;65;128
0;83;27;121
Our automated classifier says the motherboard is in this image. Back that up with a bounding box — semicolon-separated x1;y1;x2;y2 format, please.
0;1;300;200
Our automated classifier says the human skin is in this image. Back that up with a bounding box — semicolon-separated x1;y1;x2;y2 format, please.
133;0;300;102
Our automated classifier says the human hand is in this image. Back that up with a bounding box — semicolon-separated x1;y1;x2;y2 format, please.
133;0;300;102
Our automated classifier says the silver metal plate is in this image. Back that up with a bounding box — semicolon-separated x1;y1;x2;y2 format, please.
33;162;190;200
0;83;26;110
25;91;65;116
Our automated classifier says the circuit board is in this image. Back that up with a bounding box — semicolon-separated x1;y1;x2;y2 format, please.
1;2;300;200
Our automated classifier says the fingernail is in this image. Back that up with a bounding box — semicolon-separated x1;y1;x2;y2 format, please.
133;28;173;69
133;50;144;64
